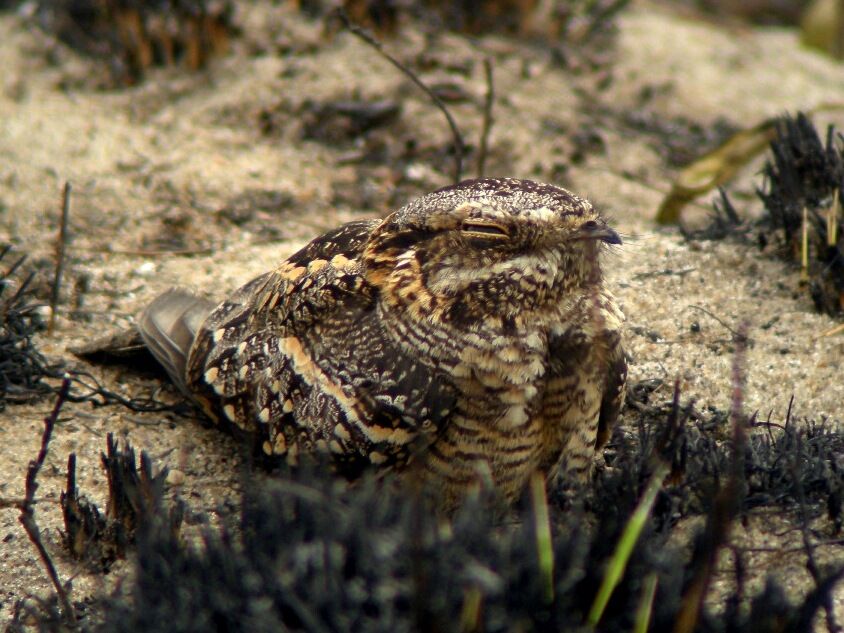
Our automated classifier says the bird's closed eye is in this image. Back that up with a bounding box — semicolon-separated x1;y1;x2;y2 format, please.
460;220;510;240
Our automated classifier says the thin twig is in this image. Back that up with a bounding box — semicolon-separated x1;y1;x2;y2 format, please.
101;247;214;257
477;57;494;178
0;497;27;509
2;249;28;281
337;10;464;183
686;305;749;344
728;545;745;624
64;369;189;414
818;322;844;338
738;539;844;554
801;205;810;284
18;376;76;625
49;183;71;335
633;267;696;280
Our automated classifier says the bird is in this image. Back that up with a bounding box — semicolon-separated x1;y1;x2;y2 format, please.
134;177;627;510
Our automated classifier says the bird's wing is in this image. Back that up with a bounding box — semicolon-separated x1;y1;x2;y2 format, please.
595;330;626;450
185;219;455;470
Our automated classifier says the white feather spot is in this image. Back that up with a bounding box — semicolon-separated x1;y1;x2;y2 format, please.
334;424;351;441
499;405;528;429
524;205;556;221
330;253;351;269
308;259;328;273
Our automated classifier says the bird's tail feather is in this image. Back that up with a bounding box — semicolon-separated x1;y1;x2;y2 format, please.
137;288;215;394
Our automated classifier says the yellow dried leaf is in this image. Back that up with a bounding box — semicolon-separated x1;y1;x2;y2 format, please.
800;0;844;60
655;121;778;224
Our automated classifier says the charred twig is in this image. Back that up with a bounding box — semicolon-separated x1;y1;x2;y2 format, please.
725;545;746;626
98;247;215;257
64;369;190;415
49;183;71;335
0;496;27;509
686;305;750;344
739;539;844;553
633;267;696;280
794;567;844;633
477;57;494;178
337;10;465;183
1;245;27;282
18;376;76;625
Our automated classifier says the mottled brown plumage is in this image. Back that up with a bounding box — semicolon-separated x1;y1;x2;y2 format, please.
137;178;626;509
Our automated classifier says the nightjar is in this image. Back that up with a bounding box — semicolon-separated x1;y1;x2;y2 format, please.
135;177;626;509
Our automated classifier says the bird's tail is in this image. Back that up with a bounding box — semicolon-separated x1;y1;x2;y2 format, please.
137;288;216;395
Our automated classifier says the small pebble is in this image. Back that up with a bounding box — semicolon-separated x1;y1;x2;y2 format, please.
166;469;186;486
134;261;156;277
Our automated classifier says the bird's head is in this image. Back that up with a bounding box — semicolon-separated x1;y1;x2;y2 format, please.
363;178;620;326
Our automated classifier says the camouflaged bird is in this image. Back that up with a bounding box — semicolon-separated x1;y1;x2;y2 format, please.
135;178;626;509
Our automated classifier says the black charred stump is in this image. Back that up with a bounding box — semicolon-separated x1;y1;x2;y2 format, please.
61;433;182;571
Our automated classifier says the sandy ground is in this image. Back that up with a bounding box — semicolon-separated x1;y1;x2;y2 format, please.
1;0;843;625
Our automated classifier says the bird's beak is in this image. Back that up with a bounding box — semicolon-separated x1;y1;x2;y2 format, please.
579;223;622;245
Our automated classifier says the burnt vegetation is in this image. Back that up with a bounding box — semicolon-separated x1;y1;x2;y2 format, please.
29;0;234;85
687;113;844;316
7;378;844;633
759;115;844;315
4;0;628;88
0;246;62;409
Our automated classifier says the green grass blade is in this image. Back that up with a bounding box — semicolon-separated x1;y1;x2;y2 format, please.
530;472;554;604
633;573;659;633
587;462;669;628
